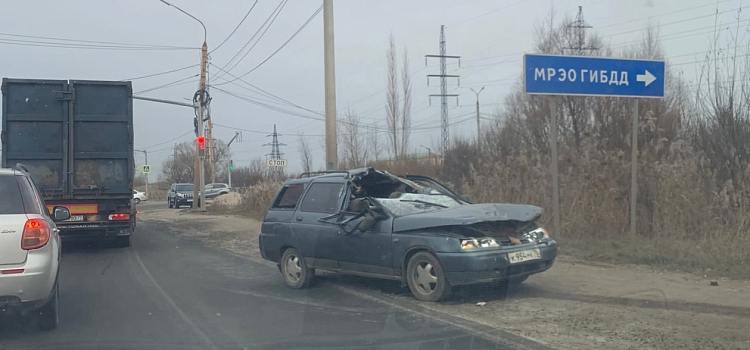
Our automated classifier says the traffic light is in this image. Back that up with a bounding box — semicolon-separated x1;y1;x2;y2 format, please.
229;160;234;171
197;136;206;150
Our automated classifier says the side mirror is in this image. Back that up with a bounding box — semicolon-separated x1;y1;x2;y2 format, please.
53;206;71;222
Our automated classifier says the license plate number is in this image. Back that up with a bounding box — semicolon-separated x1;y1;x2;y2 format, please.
65;215;84;222
508;249;541;264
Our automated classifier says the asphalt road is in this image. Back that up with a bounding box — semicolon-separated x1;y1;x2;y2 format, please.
0;203;545;350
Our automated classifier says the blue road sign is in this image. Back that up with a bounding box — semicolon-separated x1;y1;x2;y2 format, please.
524;54;665;98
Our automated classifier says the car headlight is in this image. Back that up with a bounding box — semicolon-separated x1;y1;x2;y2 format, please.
460;238;499;250
527;227;550;241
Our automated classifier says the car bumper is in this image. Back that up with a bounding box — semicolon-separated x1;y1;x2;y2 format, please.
436;240;557;286
58;221;133;240
0;241;58;310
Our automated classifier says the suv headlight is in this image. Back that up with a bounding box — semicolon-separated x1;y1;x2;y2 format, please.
460;238;499;250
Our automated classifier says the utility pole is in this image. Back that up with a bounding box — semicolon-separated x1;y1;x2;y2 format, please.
426;25;460;155
565;6;597;54
226;131;241;189
159;0;209;211
470;87;485;148
263;125;286;177
323;0;338;170
207;106;216;184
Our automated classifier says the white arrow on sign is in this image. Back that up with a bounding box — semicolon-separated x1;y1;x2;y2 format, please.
636;70;656;87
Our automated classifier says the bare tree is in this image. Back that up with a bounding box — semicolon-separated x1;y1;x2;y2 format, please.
340;108;367;168
385;34;400;159
297;132;313;173
400;48;412;158
367;126;382;162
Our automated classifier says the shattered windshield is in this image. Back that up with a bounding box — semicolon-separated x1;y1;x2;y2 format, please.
375;193;463;217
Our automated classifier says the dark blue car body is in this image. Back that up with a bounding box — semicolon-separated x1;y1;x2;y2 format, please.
259;169;557;300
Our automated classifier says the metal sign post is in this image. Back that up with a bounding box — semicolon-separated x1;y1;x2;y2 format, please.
524;54;665;238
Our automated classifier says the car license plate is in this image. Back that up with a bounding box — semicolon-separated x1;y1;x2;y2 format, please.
65;215;84;222
508;249;541;264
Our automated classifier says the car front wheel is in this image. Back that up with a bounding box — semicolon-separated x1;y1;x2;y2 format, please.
280;248;314;289
38;282;59;331
406;252;451;302
168;198;173;208
134;198;141;204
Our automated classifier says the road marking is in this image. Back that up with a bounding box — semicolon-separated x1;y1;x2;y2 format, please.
130;243;220;350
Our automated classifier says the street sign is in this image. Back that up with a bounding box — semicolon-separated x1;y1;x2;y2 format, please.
524;54;665;98
266;159;287;167
142;165;151;174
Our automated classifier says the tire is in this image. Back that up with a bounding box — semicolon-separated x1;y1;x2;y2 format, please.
115;235;131;248
134;198;141;204
280;248;314;289
168;198;174;209
406;252;451;302
38;282;59;331
509;275;528;286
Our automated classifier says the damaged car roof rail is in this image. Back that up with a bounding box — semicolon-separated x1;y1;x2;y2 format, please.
298;170;350;179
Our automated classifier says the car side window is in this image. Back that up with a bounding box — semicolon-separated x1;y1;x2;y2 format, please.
17;176;44;215
272;183;306;209
299;183;345;214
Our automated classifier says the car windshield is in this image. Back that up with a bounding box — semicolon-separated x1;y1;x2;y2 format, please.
375;193;463;217
176;185;193;192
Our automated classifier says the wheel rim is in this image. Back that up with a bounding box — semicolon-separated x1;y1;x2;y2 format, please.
413;261;439;295
284;255;303;284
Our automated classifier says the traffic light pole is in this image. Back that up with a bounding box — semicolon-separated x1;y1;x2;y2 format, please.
226;131;240;189
194;42;208;211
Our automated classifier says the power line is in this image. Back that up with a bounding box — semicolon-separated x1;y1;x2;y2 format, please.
0;32;196;50
122;64;199;81
213;4;323;86
210;0;259;53
140;130;194;150
133;75;199;95
214;0;288;80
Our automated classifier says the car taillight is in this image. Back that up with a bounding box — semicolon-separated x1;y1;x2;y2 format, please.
109;213;130;221
22;219;51;250
2;269;24;275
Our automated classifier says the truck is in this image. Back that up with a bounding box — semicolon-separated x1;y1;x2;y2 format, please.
1;78;136;247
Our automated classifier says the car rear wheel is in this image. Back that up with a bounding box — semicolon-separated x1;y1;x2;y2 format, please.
280;248;314;289
38;282;59;331
406;252;451;302
134;198;141;204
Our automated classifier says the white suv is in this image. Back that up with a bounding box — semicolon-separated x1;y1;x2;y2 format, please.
0;168;70;330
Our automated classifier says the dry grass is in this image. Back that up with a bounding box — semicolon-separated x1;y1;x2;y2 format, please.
208;180;281;219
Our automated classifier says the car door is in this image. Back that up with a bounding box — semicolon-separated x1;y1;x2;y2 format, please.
289;180;346;270
260;182;306;262
336;195;396;277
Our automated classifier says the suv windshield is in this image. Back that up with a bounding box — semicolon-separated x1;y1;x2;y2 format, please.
176;185;193;192
375;193;462;217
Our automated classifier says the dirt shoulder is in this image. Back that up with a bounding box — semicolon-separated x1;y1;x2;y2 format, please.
137;204;750;350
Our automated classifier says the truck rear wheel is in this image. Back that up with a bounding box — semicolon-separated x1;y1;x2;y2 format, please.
115;235;131;248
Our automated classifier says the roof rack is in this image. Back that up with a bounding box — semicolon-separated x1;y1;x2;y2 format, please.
298;170;349;179
15;163;29;173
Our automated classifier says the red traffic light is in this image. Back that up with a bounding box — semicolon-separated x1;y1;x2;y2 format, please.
197;136;206;150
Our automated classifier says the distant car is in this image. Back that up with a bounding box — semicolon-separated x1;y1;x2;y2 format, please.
133;190;147;204
0;167;71;330
259;168;558;302
205;183;231;199
167;183;196;209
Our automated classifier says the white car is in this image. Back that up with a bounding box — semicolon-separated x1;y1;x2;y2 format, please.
0;168;70;330
133;190;147;204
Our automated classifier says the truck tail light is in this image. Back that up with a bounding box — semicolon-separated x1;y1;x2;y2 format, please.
22;219;51;250
109;213;130;221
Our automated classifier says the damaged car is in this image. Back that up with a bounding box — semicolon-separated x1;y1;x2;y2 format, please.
259;168;557;302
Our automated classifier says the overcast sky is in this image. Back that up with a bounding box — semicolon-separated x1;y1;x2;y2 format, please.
0;0;743;177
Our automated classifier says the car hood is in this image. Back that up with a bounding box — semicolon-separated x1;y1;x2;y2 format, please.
391;203;542;232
